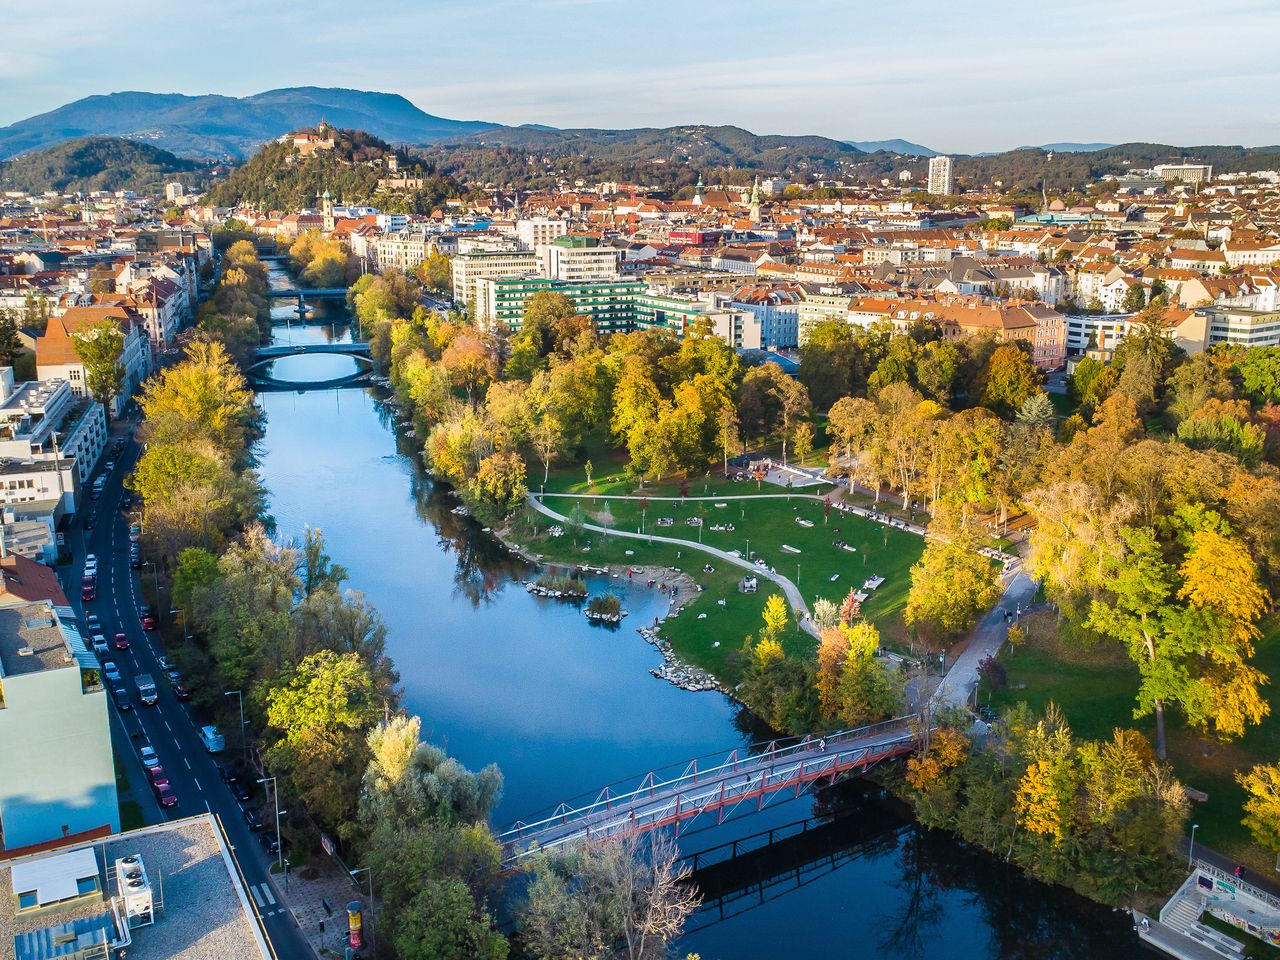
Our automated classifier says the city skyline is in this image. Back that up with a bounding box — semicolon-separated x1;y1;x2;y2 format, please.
4;0;1279;154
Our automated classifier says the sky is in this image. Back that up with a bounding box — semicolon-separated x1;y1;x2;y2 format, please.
2;0;1278;154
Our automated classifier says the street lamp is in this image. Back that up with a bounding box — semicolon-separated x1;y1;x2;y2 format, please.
224;690;247;761
258;777;286;872
1188;823;1200;870
142;559;160;609
350;867;375;950
169;608;188;644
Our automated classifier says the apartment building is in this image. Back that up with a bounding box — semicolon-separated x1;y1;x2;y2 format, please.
35;306;150;419
0;370;106;492
539;235;621;283
475;277;643;334
0;600;118;853
372;231;430;273
928;156;955;196
516;217;569;250
1198;304;1280;348
451;249;541;308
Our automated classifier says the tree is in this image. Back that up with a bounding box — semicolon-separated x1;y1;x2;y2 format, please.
1238;347;1280;407
72;318;125;420
1238;763;1280;852
905;508;1002;636
297;526;348;598
1121;283;1148;314
390;878;508;960
761;594;789;643
0;312;20;366
519;834;700;960
1016;393;1056;429
792;421;815;463
981;344;1042;417
717;403;740;475
416;251;453;294
469;452;528;517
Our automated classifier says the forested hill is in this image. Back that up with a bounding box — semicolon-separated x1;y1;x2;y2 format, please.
420;123;867;190
0;137;208;194
202;127;465;214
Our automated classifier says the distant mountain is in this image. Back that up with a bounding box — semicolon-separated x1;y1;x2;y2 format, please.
446;124;865;168
0;136;207;194
0;87;502;160
1016;142;1116;153
846;139;937;156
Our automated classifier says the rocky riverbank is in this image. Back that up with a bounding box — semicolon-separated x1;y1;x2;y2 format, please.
638;626;727;693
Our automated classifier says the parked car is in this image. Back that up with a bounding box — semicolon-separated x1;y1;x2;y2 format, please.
229;780;252;802
156;655;173;672
218;763;240;784
148;767;169;790
113;632;129;651
140;611;156;631
129;523;141;542
139;745;160;769
103;460;116;473
85;553;97;569
91;635;109;657
242;807;264;831
155;784;178;809
102;661;121;683
85;510;97;530
87;614;101;633
120;492;133;510
112;687;132;711
164;668;181;685
81;577;96;601
173;683;192;702
257;833;280;855
130;553;141;570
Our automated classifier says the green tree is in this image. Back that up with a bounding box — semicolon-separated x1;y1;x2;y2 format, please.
0;311;20;366
72;318;125;421
980;344;1042;417
1121;283;1148;313
1016;392;1056;429
905;508;1002;636
416;251;453;294
1238;763;1280;852
1238;347;1280;407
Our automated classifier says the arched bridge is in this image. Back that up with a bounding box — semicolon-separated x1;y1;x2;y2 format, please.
497;717;916;869
246;341;374;390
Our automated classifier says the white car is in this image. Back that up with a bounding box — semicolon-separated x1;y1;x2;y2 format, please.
91;635;109;657
102;661;121;683
139;745;160;769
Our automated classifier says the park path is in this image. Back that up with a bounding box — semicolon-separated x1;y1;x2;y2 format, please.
530;492;1032;708
527;494;821;638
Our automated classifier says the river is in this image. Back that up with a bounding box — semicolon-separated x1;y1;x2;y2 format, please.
254;275;1145;959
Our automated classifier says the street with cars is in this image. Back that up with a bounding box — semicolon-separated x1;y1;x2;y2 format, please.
70;415;311;958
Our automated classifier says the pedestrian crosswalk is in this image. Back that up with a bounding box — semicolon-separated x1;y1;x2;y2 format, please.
250;882;284;916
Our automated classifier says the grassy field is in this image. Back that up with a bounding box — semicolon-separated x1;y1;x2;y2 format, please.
987;610;1280;870
508;491;926;678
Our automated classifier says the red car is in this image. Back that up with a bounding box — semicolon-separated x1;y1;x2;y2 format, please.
81;576;96;601
174;683;192;702
140;613;156;631
148;767;169;790
155;784;178;808
113;632;129;651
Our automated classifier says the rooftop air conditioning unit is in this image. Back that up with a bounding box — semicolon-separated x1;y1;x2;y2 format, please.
114;854;154;928
16;646;33;656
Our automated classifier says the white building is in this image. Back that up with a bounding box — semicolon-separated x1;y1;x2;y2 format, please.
451;249;541;308
516;218;569;250
927;155;955;196
164;182;184;202
1153;163;1213;185
35;305;150;420
372;232;430;273
539;236;620;283
0;369;107;496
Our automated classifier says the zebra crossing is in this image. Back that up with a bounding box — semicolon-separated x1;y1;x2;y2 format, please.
249;882;286;917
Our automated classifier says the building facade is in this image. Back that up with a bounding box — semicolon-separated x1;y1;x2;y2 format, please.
928;156;955;196
0;601;118;852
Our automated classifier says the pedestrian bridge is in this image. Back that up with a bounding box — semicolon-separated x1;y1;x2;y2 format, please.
497;717;916;868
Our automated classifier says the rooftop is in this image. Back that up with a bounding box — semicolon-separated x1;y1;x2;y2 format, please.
0;602;74;678
0;816;269;960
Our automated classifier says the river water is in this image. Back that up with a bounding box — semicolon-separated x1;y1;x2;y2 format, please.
254;276;1144;959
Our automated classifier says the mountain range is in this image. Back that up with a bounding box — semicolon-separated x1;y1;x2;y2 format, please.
846;139;937;157
0;87;499;160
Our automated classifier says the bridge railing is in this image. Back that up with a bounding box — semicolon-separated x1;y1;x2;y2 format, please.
498;717;915;850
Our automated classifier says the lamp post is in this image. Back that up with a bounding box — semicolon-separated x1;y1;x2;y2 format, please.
1188;823;1200;870
224;690;246;762
258;777;286;872
142;559;161;610
350;866;375;950
169;608;188;644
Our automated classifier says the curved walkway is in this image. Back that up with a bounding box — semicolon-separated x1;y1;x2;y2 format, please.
527;494;821;638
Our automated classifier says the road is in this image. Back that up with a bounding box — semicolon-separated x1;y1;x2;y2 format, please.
68;415;312;959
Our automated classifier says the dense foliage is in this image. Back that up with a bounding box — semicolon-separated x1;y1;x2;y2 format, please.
0;136;208;193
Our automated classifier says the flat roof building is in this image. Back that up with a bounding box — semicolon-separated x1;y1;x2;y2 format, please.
0;601;117;854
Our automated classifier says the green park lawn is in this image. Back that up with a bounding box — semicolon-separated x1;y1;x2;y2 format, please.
988;610;1280;870
509;488;926;678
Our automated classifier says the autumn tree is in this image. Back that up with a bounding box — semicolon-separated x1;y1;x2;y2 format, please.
980;343;1042;417
1238;763;1280;852
906;507;1002;637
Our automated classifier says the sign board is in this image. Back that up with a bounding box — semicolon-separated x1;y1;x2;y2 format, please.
321;833;335;858
55;532;65;546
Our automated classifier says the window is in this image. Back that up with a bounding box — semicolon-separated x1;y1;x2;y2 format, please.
76;875;98;896
17;890;37;910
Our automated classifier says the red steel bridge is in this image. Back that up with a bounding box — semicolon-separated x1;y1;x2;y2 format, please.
498;717;917;868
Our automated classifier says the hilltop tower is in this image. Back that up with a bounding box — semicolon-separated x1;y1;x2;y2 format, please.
320;189;335;232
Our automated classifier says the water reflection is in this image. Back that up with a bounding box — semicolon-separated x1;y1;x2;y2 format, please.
253;269;1143;959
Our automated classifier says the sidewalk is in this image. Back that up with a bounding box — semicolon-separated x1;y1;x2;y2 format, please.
270;863;371;958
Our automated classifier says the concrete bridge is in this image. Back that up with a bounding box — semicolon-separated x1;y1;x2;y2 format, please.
246;341;373;390
497;717;916;869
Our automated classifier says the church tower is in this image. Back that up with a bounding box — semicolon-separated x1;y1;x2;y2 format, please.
693;174;705;206
321;189;335;232
749;176;762;222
